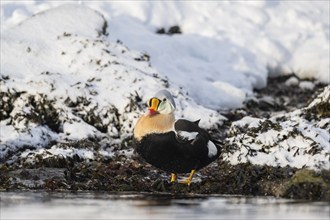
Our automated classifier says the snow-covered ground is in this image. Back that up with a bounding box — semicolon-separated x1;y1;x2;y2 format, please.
1;1;329;109
1;1;329;170
223;86;330;170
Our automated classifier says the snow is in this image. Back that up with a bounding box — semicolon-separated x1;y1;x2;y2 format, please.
0;4;222;162
1;1;329;109
224;87;330;170
307;85;330;108
299;81;316;90
285;77;299;87
0;2;329;170
231;116;262;129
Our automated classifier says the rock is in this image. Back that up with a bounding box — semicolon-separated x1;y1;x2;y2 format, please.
156;25;182;35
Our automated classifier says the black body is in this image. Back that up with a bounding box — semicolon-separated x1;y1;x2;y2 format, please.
133;119;221;173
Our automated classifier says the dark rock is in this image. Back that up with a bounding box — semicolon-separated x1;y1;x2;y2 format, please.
156;28;166;34
168;26;182;35
156;25;182;35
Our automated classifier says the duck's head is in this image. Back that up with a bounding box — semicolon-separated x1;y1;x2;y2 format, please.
147;90;176;115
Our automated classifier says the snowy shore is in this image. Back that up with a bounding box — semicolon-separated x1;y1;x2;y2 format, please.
0;2;329;200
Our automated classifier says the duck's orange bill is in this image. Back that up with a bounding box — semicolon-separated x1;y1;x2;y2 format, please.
148;97;160;115
148;108;158;115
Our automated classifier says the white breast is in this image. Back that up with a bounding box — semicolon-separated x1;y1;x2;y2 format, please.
207;141;217;158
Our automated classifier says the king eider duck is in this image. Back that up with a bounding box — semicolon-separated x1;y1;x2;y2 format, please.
133;90;221;186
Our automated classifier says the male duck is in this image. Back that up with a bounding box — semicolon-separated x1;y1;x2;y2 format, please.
133;90;221;186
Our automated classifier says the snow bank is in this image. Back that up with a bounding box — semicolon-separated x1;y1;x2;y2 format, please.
0;3;329;170
0;4;222;161
1;1;329;109
223;86;330;170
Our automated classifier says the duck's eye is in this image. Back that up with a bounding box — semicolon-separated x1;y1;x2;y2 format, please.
162;98;167;102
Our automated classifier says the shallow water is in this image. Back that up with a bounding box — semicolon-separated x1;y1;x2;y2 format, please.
0;191;329;220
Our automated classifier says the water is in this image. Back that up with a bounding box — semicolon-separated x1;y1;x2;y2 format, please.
0;191;329;220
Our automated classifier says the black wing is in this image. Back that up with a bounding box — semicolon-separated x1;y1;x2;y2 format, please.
175;119;201;133
175;119;210;141
175;119;222;158
174;119;210;153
